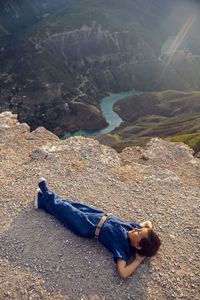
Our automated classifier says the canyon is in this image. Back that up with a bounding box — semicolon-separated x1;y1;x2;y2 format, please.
0;0;200;143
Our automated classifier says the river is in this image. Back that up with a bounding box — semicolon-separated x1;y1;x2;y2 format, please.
61;90;141;138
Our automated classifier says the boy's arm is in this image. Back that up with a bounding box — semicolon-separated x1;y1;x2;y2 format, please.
117;253;146;279
140;221;152;229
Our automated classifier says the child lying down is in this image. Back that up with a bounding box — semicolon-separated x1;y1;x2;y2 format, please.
35;178;161;279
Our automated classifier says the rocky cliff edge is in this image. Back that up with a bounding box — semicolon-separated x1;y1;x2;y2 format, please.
0;112;199;300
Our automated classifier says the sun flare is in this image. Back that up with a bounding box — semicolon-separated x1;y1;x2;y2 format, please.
161;14;197;77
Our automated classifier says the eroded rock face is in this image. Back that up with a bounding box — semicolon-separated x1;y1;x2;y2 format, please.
41;101;108;136
0;82;108;136
42;24;156;92
1;1;200;137
0;112;200;300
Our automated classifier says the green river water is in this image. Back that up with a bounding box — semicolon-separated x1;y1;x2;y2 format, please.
62;90;141;138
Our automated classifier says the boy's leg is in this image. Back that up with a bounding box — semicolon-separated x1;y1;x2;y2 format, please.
38;178;104;215
38;190;94;238
65;200;105;214
38;178;49;194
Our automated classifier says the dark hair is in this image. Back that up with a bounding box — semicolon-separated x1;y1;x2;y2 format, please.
136;229;161;257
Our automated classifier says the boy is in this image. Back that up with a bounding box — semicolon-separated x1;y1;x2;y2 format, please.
35;178;161;279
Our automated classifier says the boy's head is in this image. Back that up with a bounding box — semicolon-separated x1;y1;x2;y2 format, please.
128;228;161;257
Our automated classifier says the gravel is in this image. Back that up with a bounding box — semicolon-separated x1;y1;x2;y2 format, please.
0;112;199;300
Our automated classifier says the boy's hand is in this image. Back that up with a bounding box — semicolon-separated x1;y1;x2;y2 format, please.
140;220;152;229
117;254;146;279
135;252;146;262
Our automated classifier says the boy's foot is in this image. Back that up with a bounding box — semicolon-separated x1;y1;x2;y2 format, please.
38;177;49;194
35;188;43;209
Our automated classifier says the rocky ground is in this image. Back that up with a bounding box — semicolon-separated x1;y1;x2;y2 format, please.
0;111;199;300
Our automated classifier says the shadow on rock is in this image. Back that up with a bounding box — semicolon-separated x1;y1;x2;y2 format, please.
0;203;150;299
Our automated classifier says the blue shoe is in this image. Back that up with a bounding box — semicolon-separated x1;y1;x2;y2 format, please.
38;177;49;194
35;189;43;209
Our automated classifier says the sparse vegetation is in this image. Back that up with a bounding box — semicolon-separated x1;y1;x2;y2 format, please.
109;166;135;181
166;132;200;154
96;90;200;153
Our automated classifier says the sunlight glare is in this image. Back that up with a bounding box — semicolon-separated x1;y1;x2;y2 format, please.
161;14;197;77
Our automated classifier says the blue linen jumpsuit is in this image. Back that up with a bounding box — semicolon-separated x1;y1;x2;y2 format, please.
37;181;142;262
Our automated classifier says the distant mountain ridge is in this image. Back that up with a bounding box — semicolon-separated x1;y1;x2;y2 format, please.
0;0;72;36
0;0;200;136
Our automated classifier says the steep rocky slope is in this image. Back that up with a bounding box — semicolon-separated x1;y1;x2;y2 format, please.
0;112;199;300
